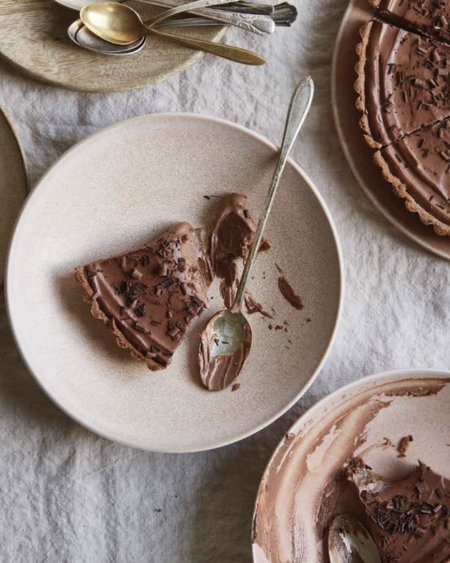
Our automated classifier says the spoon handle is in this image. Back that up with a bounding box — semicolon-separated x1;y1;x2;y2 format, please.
134;0;275;35
147;27;267;65
147;0;237;27
231;77;314;313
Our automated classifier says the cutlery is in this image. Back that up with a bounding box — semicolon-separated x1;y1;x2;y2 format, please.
68;18;147;54
132;0;297;33
80;2;267;63
328;515;382;563
140;0;275;34
199;76;314;391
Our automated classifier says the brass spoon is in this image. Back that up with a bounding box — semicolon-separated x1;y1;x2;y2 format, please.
199;76;314;391
328;515;382;563
80;2;267;65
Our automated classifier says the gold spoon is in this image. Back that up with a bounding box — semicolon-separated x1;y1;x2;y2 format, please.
80;3;267;65
199;77;314;391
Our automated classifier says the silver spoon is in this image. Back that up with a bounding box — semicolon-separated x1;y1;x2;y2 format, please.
199;76;314;391
328;515;382;563
68;18;147;54
68;16;239;56
133;0;275;35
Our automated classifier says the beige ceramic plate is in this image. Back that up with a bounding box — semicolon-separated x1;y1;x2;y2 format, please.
252;368;450;563
6;113;343;453
0;0;225;93
0;104;27;288
332;0;450;260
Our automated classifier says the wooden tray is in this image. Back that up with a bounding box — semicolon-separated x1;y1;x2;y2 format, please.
331;0;450;261
0;104;27;287
0;0;226;93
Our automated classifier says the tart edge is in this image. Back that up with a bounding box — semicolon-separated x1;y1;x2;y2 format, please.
373;150;450;236
355;20;384;150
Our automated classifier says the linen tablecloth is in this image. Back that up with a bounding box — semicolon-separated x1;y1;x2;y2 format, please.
2;0;450;560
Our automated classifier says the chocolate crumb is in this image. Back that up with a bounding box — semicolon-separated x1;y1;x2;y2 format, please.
244;294;273;319
231;383;241;392
397;435;413;458
258;238;271;253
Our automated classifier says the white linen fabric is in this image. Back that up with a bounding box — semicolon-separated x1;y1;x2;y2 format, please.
2;0;450;561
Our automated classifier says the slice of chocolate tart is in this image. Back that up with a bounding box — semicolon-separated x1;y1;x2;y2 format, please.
371;0;450;45
355;19;450;148
374;118;450;235
75;222;212;371
347;458;450;563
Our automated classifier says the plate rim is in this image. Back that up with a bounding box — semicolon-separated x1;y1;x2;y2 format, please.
0;101;28;288
331;0;450;262
251;366;450;562
5;112;345;453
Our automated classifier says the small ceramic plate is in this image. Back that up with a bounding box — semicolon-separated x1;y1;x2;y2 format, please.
331;0;450;261
252;368;450;563
0;104;27;288
6;113;343;453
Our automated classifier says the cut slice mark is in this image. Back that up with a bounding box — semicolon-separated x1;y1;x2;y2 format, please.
375;11;450;48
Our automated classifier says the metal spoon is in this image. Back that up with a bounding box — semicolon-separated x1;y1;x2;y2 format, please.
199;76;314;391
328;515;382;563
144;0;275;35
80;3;267;64
68;18;147;54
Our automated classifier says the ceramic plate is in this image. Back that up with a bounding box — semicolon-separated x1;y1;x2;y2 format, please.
0;104;27;288
252;368;450;563
6;113;343;453
331;0;450;261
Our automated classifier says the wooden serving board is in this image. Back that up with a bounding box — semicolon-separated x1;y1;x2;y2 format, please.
0;0;226;92
0;104;27;287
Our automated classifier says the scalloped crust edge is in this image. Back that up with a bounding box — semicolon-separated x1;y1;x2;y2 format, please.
373;151;450;236
74;267;165;371
354;21;384;150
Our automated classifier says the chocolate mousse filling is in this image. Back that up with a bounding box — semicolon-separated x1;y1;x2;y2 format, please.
75;222;212;371
356;19;450;149
210;193;256;308
347;458;450;563
374;118;450;231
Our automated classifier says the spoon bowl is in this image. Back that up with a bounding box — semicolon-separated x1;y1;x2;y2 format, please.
199;309;252;391
328;515;381;563
68;18;147;54
81;2;144;45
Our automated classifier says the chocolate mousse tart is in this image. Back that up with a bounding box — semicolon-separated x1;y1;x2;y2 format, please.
75;222;212;371
347;458;450;563
356;15;450;235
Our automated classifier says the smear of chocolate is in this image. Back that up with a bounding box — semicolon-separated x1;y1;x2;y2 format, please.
244;294;273;319
210;194;256;308
276;264;303;311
